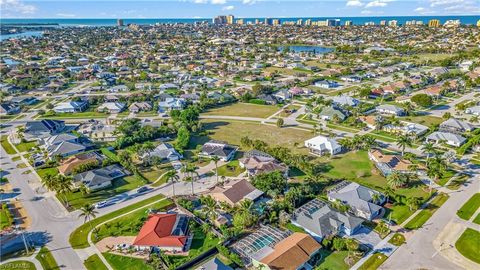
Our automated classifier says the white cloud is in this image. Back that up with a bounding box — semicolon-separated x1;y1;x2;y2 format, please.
0;0;37;14
365;0;387;8
242;0;257;4
346;0;364;7
211;0;227;4
193;0;208;3
56;13;76;18
429;0;464;7
222;5;234;10
414;7;435;14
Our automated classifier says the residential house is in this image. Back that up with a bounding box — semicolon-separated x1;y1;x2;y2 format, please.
251;233;322;270
10;96;38;106
133;212;191;252
0;103;21;115
272;89;292;102
207;179;264;207
327;181;385;220
141;143;182;162
73;164;129;190
376;104;405;116
129;102;152;113
158;98;185;112
256;94;279;105
291;199;364;240
318;106;346;121
195;257;233;270
426;131;466;147
199;140;238;161
53;100;89;113
439;118;474;134
77;119;117;142
97;102;126;113
314;80;339;89
465;106;480;116
383;121;428;137
58;152;104;175
304;136;342;156
368;149;415;176
332;95;360;107
239;150;288;177
24;119;66;139
41;133;86;158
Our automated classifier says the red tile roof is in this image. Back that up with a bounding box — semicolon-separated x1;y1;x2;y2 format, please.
133;214;187;247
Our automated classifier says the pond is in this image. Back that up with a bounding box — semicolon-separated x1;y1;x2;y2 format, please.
278;45;334;54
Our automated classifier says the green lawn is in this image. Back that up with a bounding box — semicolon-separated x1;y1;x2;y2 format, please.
39;111;109;119
0;203;14;230
400;115;443;127
216;160;244;177
0;261;36;270
456;193;480;220
103;253;152;270
284;223;306;233
202;102;279;118
358;253;388;270
386;204;413;225
1;137;16;154
165;226;220;268
93;199;174;243
326;123;360;133
84;254;108;270
35;247;59;270
62;174;147;210
473;214;480;225
388;233;406;246
36;167;59;180
69;194;167;249
191;120;311;154
15;141;37;152
455;228;480;264
100;148;119;162
436;169;456;186
316;250;351;270
446;174;469;190
404;193;449;230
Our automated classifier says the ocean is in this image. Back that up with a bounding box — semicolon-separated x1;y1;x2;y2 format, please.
1;15;479;27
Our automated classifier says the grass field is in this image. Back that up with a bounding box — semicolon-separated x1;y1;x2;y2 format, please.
400;115;443;127
404;193;449;230
0;203;14;230
35;247;59;270
456;193;480;220
93;199;173;243
36;167;59;180
316;250;352;270
62;174;148;210
455;228;480;264
39;111;109;119
358;253;388;270
216;160;244;177
202;102;279;118
388;233;406;246
69;194;167;249
0;261;36;270
103;253;152;270
15;141;37;152
284;222;307;233
1;136;16;154
84;254;108;270
191;120;312;154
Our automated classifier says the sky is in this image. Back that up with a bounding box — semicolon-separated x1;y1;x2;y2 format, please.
1;0;479;18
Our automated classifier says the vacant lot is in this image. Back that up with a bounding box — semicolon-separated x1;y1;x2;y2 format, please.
103;253;152;270
457;193;480;220
202;103;279;118
192;120;312;153
455;228;480;264
400;115;443;127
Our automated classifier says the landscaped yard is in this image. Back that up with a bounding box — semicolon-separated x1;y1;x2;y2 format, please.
14;141;37;152
404;193;449;230
1;136;16;154
164;226;220;269
284;222;306;233
436;169;456;186
63;174;148;210
0;203;14;230
455;228;480;264
0;261;36;270
316;250;352;270
36;167;59;180
202;102;279;118
103;253;152;270
388;233;406;246
35;247;59;270
191;120;312;154
93;199;174;243
456;193;480;220
358;253;388;270
69;194;167;249
446;174;469;190
84;254;108;270
216;160;244;177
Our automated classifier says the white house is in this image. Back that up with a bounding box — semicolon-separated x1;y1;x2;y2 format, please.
304;136;342;156
158;98;185;112
315;80;339;89
97;102;126;113
53;101;88;113
465;106;480;116
426;131;466;147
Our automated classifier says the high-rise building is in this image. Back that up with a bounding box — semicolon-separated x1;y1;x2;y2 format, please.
477;19;480;27
305;19;312;26
213;15;228;24
226;15;235;24
236;19;244;25
365;21;375;26
388;20;398;27
345;20;353;26
428;19;440;27
326;19;340;26
444;19;460;27
117;19;124;27
272;19;280;25
255;19;260;25
380;20;387;26
264;18;273;25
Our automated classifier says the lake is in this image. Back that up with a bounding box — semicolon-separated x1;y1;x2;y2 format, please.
278;45;334;54
0;31;43;41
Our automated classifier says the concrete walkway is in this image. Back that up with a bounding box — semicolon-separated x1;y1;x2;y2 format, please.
0;247;43;270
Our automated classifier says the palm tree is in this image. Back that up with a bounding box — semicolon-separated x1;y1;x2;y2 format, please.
184;176;195;195
383;186;395;203
202;196;218;220
387;171;406;190
396;135;413;156
407;197;422;211
55;175;73;207
422;142;435;163
371;193;381;204
165;170;179;197
78;204;98;236
211;156;220;184
41;174;58;192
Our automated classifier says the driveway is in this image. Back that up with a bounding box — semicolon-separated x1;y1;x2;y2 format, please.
346;226;382;249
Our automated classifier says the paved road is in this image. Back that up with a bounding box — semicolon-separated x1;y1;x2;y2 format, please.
381;159;480;270
428;91;478;117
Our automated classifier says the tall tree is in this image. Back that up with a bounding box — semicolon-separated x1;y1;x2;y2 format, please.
396;135;413;156
211;156;220;184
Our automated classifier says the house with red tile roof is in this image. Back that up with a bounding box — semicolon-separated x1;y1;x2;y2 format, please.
133;213;192;253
